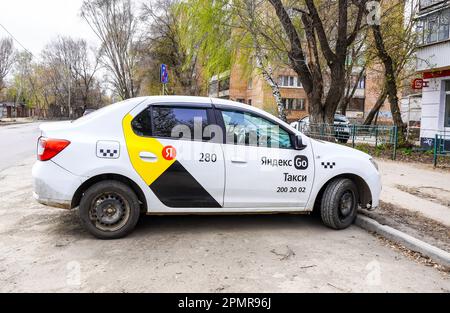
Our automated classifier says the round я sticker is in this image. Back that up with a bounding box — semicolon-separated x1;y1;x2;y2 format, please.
162;146;177;161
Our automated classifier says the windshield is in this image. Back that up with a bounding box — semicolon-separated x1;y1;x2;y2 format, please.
334;115;349;123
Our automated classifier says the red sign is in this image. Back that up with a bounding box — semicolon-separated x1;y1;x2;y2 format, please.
423;70;450;79
162;146;176;161
412;78;424;90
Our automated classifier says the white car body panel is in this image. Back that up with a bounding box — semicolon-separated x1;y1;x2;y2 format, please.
32;96;381;215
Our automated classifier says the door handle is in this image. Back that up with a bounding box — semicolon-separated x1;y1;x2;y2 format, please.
231;158;247;164
139;152;158;163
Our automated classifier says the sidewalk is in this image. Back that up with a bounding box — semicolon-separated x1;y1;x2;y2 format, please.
0;117;37;126
377;159;450;227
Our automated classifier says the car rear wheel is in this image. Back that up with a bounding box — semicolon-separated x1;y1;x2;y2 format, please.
320;178;358;230
79;180;140;239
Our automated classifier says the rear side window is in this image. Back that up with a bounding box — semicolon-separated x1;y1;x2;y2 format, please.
131;108;152;137
132;106;210;141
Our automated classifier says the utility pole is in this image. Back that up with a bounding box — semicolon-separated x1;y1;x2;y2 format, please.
67;64;72;119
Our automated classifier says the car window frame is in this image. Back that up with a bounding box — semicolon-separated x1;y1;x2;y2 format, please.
215;107;296;150
131;103;217;143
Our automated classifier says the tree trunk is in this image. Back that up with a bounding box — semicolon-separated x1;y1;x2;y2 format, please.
364;87;388;125
254;48;286;122
371;10;406;143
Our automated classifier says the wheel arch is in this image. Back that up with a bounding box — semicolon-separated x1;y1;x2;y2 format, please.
313;173;372;211
71;174;147;212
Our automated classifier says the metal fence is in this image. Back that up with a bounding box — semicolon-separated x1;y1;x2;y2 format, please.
434;131;450;167
297;123;398;160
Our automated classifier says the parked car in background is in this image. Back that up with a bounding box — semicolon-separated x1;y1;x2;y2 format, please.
291;114;352;144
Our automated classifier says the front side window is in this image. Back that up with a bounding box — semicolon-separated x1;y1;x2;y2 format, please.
221;110;293;149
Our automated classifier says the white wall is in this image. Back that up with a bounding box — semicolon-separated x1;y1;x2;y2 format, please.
420;75;449;141
417;41;450;72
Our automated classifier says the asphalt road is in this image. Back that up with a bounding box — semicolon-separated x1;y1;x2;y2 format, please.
0;123;41;172
0;123;448;292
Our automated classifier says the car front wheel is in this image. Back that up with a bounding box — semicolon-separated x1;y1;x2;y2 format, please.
320;178;358;230
79;180;140;239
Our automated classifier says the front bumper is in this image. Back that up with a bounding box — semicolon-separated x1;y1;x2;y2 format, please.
32;161;84;210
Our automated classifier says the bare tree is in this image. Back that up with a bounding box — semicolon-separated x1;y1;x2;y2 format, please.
0;38;15;92
139;0;203;96
41;36;102;117
268;0;367;123
81;0;139;99
361;0;418;140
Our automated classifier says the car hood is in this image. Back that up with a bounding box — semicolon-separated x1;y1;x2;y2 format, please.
310;138;371;160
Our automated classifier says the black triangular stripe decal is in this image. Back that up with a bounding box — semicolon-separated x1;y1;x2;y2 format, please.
150;161;222;208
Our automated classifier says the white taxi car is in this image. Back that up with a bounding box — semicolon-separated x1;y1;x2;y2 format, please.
32;96;381;239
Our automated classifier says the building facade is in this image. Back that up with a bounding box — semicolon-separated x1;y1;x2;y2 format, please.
209;61;389;123
416;0;450;148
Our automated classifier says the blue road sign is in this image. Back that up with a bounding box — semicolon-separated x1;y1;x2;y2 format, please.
160;64;169;84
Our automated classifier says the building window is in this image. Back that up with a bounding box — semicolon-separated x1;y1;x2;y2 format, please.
356;76;365;89
420;0;446;10
445;81;450;127
420;9;450;45
248;99;252;106
236;98;245;103
281;98;305;111
348;98;365;112
279;75;303;88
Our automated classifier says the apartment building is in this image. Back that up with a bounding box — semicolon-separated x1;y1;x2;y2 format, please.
416;0;450;148
209;61;387;123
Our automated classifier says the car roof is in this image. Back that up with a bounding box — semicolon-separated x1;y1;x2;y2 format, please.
77;96;296;132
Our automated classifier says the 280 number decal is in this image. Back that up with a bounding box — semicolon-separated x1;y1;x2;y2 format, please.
199;153;217;163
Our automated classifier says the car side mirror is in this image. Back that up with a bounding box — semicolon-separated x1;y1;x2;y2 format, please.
294;135;307;151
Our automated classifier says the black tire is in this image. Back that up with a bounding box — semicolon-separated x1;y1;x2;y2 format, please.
79;180;140;239
320;178;358;230
338;137;349;144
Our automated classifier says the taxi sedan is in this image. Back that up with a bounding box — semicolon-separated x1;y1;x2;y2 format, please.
32;96;381;239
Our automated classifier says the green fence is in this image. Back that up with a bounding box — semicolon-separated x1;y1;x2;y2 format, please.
433;132;450;167
297;123;398;160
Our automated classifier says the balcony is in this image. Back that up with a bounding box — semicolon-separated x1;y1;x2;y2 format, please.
416;39;450;71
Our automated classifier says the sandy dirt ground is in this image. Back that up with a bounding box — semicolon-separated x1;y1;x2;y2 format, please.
0;158;449;293
378;159;450;227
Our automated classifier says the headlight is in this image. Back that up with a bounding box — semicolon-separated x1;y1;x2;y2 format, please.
370;158;379;171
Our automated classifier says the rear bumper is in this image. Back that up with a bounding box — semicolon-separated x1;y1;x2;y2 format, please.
33;192;72;210
32;161;84;210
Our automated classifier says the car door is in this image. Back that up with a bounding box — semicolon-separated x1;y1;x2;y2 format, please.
218;108;314;209
124;103;225;210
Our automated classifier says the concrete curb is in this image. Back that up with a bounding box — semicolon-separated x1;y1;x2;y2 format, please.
355;215;450;269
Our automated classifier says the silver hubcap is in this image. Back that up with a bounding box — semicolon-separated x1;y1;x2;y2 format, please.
339;191;354;218
90;193;130;232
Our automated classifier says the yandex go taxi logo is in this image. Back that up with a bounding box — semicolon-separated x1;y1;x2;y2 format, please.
261;155;309;170
294;155;308;170
162;146;177;161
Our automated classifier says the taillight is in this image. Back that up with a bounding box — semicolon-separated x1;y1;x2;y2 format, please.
37;137;71;161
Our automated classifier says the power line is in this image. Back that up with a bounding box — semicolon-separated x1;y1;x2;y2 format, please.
0;22;34;57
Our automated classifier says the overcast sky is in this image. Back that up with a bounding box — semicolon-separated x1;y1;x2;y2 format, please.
0;0;99;57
